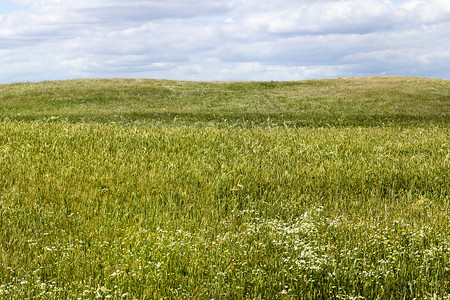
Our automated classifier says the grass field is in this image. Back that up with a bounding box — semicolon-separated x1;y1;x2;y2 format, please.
0;77;449;298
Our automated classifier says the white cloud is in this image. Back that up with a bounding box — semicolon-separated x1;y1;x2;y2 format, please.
0;0;449;83
242;0;403;35
402;0;450;23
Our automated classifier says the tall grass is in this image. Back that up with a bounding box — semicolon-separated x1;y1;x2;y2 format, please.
0;77;449;298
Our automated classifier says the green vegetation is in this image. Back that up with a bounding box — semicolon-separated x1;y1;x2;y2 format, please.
1;76;448;127
0;77;449;298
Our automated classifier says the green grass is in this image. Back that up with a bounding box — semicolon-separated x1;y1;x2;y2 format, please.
1;76;449;126
0;77;449;298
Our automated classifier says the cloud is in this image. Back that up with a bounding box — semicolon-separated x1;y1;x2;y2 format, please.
240;0;403;35
0;0;449;83
401;0;450;23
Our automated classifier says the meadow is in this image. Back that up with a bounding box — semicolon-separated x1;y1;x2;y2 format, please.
0;77;449;298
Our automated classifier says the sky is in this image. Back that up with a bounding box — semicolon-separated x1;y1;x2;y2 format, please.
0;0;449;83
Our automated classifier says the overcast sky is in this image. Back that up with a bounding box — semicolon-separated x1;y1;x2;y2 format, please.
1;0;449;83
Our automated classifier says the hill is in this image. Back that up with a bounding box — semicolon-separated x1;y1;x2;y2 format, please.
1;76;449;126
0;76;449;298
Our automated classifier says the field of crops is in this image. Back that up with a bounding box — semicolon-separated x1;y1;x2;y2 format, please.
0;77;449;298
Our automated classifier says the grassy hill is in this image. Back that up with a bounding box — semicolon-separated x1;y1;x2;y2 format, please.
0;77;449;298
1;76;449;126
